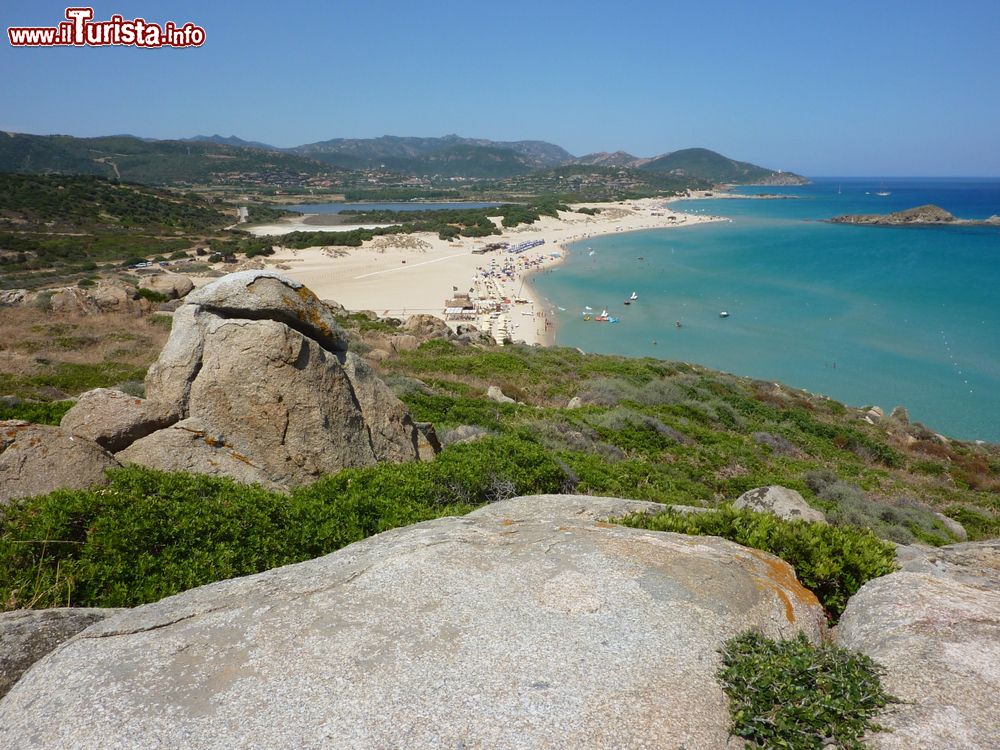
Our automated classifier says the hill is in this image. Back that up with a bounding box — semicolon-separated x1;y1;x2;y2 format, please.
571;151;640;167
181;134;279;150
490;164;709;200
0;173;232;286
0;132;340;186
640;147;808;185
291;134;573;176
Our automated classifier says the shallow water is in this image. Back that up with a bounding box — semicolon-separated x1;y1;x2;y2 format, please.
532;178;1000;441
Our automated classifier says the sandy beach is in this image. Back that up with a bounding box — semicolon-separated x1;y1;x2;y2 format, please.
245;199;725;345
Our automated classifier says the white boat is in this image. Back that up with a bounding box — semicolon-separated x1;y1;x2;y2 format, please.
719;311;730;318
629;291;638;300
875;180;891;197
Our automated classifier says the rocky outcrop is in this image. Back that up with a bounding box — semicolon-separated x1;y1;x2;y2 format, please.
836;559;1000;749
0;608;124;700
115;271;422;488
0;494;826;749
733;485;827;524
830;204;999;227
894;539;998;589
60;388;174;453
0;280;150;315
402;313;452;339
486;384;516;404
138;273;194;300
0;421;119;505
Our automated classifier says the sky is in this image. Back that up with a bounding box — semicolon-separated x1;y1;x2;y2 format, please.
2;0;998;176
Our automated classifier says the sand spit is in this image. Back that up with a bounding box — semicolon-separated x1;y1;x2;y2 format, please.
243;199;725;345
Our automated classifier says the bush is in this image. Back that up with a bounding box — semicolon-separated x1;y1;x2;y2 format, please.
0;399;74;425
0;436;566;609
718;631;895;749
806;471;956;545
136;287;169;303
617;507;897;620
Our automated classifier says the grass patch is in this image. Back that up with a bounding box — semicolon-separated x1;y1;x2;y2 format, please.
618;507;897;621
719;631;895;749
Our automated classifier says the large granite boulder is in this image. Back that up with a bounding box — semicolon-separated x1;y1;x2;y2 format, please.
139;273;194;300
733;485;827;524
0;494;826;749
60;388;174;453
402;313;452;339
0;421;119;504
117;271;420;488
893;539;999;591
836;544;1000;749
0;608;123;700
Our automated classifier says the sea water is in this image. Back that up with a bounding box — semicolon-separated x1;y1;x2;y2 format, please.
532;178;1000;442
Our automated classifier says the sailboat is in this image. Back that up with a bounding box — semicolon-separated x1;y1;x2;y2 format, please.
875;180;891;197
629;291;638;301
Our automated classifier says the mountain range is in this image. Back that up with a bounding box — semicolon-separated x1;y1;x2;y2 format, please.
0;130;808;186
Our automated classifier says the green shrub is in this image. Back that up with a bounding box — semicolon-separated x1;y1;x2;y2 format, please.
0;436;566;609
718;631;895;749
136;287;169;303
0;400;74;425
618;507;896;620
807;471;956;545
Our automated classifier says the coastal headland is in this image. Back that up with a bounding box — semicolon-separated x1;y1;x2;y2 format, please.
242;199;726;345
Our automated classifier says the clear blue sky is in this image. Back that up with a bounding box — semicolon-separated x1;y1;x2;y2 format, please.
2;0;998;176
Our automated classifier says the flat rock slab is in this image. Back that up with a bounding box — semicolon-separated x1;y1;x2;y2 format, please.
0;494;826;749
836;571;1000;749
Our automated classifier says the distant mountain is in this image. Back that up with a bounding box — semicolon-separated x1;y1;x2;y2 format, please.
291;134;574;177
0;131;809;187
0;132;339;184
182;134;278;151
639;147;808;185
571;151;640;168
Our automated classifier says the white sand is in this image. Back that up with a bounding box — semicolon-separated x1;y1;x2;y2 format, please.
234;199;725;345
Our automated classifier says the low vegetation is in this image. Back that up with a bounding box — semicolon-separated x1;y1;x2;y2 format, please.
718;631;895;749
0;437;564;609
0;308;167;400
2;319;997;617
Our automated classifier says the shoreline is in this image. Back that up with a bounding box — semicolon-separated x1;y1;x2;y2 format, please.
239;197;727;345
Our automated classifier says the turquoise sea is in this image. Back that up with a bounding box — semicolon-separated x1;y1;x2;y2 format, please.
531;179;1000;442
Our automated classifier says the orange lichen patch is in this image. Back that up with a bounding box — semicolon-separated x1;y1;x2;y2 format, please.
226;449;256;467
500;519;517;526
744;548;821;624
593;521;616;529
204;435;223;448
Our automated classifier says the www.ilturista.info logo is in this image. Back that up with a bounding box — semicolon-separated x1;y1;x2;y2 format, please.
8;7;205;48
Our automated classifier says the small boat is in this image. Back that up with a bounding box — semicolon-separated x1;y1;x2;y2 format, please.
719;311;730;318
623;299;631;306
875;180;891;197
588;249;595;256
675;321;682;328
584;305;593;311
594;308;610;322
630;291;638;301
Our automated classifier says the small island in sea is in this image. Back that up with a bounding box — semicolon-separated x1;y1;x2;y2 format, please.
829;203;1000;226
